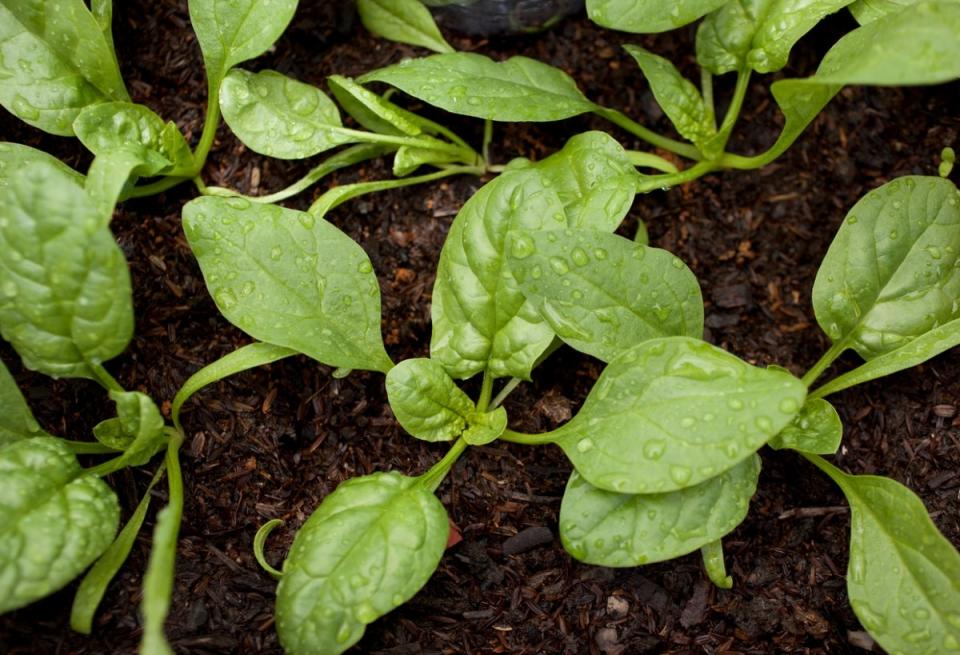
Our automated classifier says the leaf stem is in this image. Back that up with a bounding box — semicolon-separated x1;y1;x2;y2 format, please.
594;106;702;161
500;429;554;446
713;67;751;153
701;68;716;131
253;519;285;580
482;119;493;166
490;377;522;410
476;369;494;413
124;175;191;199
627;150;679;173
799;451;849;492
419;438;469;493
192;78;223;175
801;340;848;388
91;363;124;393
635;160;718;194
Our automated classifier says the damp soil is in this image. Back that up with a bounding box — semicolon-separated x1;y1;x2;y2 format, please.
2;2;959;654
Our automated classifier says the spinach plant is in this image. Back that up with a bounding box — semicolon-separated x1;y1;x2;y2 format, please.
357;0;960;191
177;125;960;653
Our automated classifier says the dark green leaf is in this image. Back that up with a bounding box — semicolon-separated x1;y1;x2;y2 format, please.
357;0;454;53
386;357;475;442
276;472;448;655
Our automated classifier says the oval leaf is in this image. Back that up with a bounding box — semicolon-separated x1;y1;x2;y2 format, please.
220;69;352;159
386;358;475;442
0;142;84;190
0;163;133;380
463;407;507;446
182;196;393;373
813;176;960;359
560;455;760;566
276;472;448;655
587;0;727;32
359;52;596;122
508;228;704;363
358;0;453;53
327;75;422;137
0;359;49;446
92;390;166;466
0;437;120;613
768;398;841;454
550;336;806;493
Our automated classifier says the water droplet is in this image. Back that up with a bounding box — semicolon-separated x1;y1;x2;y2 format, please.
755;416;773;432
570;247;589;266
357;260;373;274
778;398;799;414
576;438;594;453
671;257;684;269
270;246;283;260
669;465;692;486
593;248;608;260
511;233;536;259
549;257;569;275
336;623;352;643
847;214;858;224
728;398;744;410
680;417;696;428
643;439;665;460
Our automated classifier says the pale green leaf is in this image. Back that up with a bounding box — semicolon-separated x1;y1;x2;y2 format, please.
768;398;841;454
508;229;703;363
587;0;727;32
182;196;393;373
359;52;596;122
0;163;133;380
560;455;760;566
549;337;806;493
0;358;49;446
462;407;507;446
84;148;171;223
358;0;454;53
0;143;84;190
276;472;448;655
813;176;960;359
327;75;422;137
393;146;463;177
92;390;166;466
386;357;475;442
220;69;353;159
0;437;119;613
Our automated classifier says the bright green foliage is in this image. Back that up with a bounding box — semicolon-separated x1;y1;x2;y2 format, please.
357;0;454;53
696;0;854;75
549;337;806;493
219;69;352;159
848;0;951;22
623;45;716;152
0;437;119;613
560;455;760;566
768;398;841;454
92;391;166;466
84;148;170;222
182;196;393;373
813;176;960;359
0;359;49;446
587;0;727;32
462;407;507;446
815;460;960;655
187;0;299;91
0;143;84;189
359;53;596;122
508;229;703;363
386;358;475;441
327;75;423;137
0;163;133;380
275;472;448;655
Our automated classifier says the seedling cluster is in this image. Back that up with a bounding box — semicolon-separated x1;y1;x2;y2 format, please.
1;1;959;654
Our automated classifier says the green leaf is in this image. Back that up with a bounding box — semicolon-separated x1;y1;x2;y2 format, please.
815;459;960;655
219;69;353;160
508;228;703;363
696;0;853;75
73;102;193;175
188;0;298;88
847;0;958;23
84;148;171;223
91;0;114;45
812;317;960;398
531;131;640;230
275;472;448;655
550;336;806;493
359;52;596;122
0;358;49;446
768;398;841;454
0;0;127;99
561;454;760;566
393;146;463;177
182;196;393;373
0;142;84;190
386;357;475;442
462;406;507;446
701;539;733;588
327;75;422;137
430;170;565;380
0;163;133;380
92;390;166;466
0;437;119;613
623;45;716;152
813;176;960;359
358;0;454;54
587;0;727;31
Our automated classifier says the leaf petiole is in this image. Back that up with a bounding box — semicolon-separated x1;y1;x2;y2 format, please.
499;429;554;446
801;339;848;388
627;150;679;173
418;437;469;493
594;106;703;161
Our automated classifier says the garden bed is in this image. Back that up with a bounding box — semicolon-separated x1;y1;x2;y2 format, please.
1;1;959;653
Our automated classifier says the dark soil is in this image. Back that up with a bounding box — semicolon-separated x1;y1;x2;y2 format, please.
2;2;959;654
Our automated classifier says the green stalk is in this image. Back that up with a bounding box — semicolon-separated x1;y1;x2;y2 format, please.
701;69;716;131
418;438;469;492
192;77;223;175
801;340;848;388
628;150;679;173
635;160;718;194
499;429;554;446
490;377;522;410
594;106;702;161
124;175;191;199
91;363;124;393
712;67;752;153
476;370;494;413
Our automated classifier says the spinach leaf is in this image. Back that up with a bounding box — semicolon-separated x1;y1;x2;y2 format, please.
549;337;806;493
0;163;133;380
508;228;703;363
462;407;508;446
327;75;423;137
587;0;727;32
560;455;760;566
813;458;960;655
0;437;119;613
92;391;166;466
768;398;841;454
0;359;49;446
182;197;394;373
623;45;717;153
359;53;596;122
219;69;352;159
0;143;84;189
813;176;960;359
393;146;464;177
0;5;108;135
357;0;454;54
84;149;170;223
696;0;853;75
188;0;299;91
386;358;475;442
847;0;957;22
275;472;448;655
